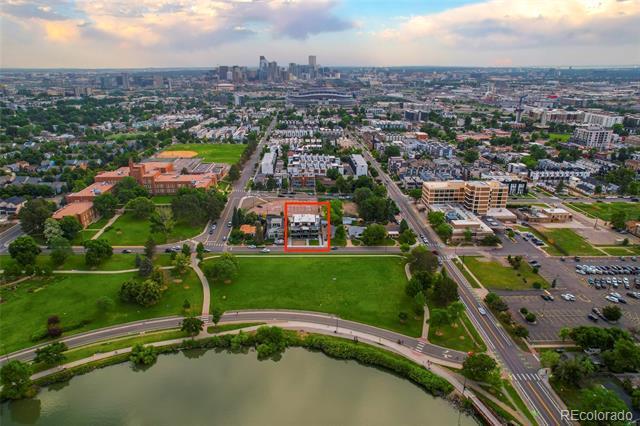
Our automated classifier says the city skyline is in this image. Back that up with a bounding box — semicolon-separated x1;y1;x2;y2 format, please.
1;0;639;69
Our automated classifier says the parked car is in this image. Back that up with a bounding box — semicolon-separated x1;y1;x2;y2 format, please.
587;313;599;322
261;248;271;253
478;306;487;315
605;295;619;303
541;294;554;301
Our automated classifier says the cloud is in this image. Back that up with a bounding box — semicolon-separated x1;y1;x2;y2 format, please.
379;0;640;49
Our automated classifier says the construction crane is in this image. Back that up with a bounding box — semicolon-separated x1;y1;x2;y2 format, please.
515;94;528;123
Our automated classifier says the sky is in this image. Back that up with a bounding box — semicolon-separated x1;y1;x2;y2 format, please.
1;0;639;68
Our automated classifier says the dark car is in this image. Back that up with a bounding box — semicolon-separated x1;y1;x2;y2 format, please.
121;249;133;254
331;246;338;250
588;313;599;322
540;294;554;301
164;248;174;253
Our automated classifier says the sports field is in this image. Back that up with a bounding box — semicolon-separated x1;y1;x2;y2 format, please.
161;143;246;164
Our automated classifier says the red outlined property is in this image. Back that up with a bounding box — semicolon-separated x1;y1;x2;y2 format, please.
283;201;331;253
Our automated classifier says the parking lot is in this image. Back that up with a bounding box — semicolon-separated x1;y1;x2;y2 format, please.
499;256;640;343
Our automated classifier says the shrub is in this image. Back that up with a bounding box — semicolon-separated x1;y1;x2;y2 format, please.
525;313;536;323
520;307;528;315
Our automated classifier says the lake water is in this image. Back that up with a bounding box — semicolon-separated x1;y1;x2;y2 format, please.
1;348;477;426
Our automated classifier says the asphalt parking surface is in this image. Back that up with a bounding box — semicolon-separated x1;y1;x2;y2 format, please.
497;256;640;343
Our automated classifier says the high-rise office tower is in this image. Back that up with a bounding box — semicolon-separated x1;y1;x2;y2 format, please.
309;55;317;68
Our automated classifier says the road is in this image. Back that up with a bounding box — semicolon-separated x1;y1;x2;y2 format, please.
204;115;278;247
1;310;466;367
0;223;24;252
352;131;570;426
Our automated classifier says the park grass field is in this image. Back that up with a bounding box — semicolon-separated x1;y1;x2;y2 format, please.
0;253;172;271
461;255;548;290
100;211;203;245
568;202;640;222
0;269;202;354
206;255;422;337
538;228;602;256
162;143;246;164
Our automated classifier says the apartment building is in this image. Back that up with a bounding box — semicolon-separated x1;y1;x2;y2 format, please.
52;202;97;228
421;180;508;215
572;126;614;150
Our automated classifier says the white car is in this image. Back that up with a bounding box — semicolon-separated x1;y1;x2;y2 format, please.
261;248;271;253
610;292;623;299
478;306;487;315
561;293;576;301
605;295;619;303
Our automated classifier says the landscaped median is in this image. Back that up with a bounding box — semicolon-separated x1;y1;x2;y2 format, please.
460;255;549;291
203;255;424;337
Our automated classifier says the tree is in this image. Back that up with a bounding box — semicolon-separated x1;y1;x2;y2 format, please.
433;274;459;307
435;222;453;243
610;210;627;230
398;228;416;245
144;236;156;259
96;296;115;312
413;292;426;316
18;198;55;236
398;312;409;323
540;351;560;369
9;235;41;266
577;387;628;426
429;309;450;327
559;327;571;342
181;316;204;337
126;196;155;219
228;164;240;181
427;211;445;226
553;357;595;386
119;279;162;307
408;189;422;201
0;360;32;400
399;219;409;233
43;218;63;245
205;255;239;283
409;246;438;273
138;256;153;277
50;236;72;266
173;253;189;275
84;238;113;266
405;277;423;298
59;216;82;241
463;353;497;382
114;176;148;203
129;344;157;366
463;227;472;242
34;342;68;365
196;242;205;261
602;305;622;322
602;338;640;373
446;301;465;322
211;306;223;326
150;209;175;235
181;243;191;257
361;224;387;245
93;193;118;218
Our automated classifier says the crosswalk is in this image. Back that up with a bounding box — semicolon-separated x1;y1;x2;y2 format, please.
414;340;426;352
512;372;541;382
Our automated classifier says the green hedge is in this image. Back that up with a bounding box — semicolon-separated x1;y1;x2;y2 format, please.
32;327;453;399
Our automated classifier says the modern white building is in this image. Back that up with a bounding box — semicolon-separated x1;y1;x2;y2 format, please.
349;154;368;177
583;111;624;128
261;152;277;175
572;126;614;150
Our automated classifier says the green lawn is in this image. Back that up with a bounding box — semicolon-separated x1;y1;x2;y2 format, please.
538;228;602;256
461;255;548;290
427;301;486;353
452;258;480;288
548;133;571;142
599;246;640;256
101;211;203;245
568;202;640;222
71;229;99;245
0;269;202;354
163;143;246;164
1;253;172;271
206;256;422;337
151;195;174;204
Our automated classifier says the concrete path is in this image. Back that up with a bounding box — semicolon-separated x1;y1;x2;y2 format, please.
91;211;122;240
190;253;210;318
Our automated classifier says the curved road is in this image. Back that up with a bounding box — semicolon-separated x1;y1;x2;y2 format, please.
1;310;466;366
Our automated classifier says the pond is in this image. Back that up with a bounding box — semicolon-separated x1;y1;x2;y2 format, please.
1;348;477;425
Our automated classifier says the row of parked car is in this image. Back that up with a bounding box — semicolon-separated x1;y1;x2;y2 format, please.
588;276;640;289
520;232;545;247
576;264;640;276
